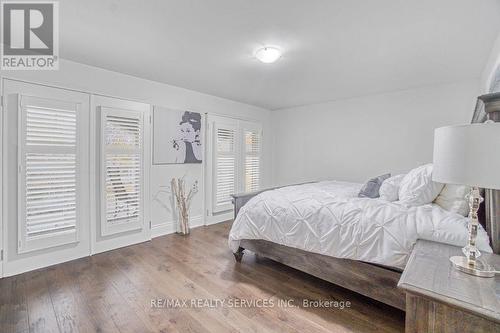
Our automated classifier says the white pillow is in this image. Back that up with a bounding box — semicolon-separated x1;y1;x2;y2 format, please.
399;164;444;206
434;184;470;216
379;174;405;202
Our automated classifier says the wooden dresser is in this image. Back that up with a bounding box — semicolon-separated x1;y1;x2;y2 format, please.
398;240;500;333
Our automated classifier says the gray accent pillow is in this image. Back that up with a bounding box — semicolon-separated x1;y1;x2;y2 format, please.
358;173;391;198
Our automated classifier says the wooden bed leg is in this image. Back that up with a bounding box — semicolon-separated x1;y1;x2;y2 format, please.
233;247;244;262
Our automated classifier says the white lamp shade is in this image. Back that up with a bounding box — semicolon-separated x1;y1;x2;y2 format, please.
433;123;500;189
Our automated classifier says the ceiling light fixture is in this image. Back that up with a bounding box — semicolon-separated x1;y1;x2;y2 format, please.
255;47;282;64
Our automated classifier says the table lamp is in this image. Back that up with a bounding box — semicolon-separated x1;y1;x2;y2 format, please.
433;122;500;277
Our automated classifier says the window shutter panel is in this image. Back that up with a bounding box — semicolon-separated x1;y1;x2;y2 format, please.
243;128;261;192
209;116;263;214
213;122;237;212
100;108;144;236
19;96;80;252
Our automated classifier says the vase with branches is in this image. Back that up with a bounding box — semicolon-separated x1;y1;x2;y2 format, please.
170;177;198;235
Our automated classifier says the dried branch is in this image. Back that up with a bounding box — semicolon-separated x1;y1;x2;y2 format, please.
171;177;198;235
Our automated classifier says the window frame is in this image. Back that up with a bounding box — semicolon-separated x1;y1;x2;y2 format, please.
99;106;145;236
17;95;82;253
211;117;239;213
241;121;262;193
207;114;263;217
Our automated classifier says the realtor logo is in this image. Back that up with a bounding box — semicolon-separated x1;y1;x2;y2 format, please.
1;1;59;70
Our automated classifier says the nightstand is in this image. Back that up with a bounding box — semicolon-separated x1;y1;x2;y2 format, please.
398;240;500;332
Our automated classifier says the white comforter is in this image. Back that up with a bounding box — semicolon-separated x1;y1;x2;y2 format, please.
228;181;492;269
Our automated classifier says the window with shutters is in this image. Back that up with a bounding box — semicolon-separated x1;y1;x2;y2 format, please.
18;96;80;253
208;115;262;214
243;124;262;193
212;121;238;213
100;107;144;236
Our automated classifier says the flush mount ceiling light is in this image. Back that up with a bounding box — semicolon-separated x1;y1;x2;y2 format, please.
255;47;282;63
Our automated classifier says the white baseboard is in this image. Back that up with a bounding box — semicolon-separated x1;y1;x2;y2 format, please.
151;215;203;238
151;222;177;238
92;233;149;255
206;218;230;226
205;211;233;225
3;247;89;277
190;215;204;228
2;215;204;277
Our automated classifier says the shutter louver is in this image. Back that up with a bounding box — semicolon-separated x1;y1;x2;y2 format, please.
214;126;237;211
101;109;143;235
209;117;263;214
26;106;76;146
26;154;76;237
19;96;80;252
105;154;140;224
244;129;261;192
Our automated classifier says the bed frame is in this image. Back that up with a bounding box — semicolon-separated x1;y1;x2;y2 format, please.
474;91;500;254
231;189;406;311
231;94;500;311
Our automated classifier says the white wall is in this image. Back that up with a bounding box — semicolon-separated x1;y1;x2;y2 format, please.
271;80;479;186
481;30;500;92
1;59;272;237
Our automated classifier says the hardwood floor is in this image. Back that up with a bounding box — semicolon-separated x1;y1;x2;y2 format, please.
0;221;405;333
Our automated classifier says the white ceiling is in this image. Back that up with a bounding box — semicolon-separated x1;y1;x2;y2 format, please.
60;0;500;110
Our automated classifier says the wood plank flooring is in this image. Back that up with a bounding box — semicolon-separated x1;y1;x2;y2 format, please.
0;221;405;333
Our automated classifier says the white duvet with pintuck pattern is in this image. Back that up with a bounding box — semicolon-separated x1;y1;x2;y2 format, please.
228;181;492;269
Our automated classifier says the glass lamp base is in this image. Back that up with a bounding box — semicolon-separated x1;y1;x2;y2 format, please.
449;256;495;278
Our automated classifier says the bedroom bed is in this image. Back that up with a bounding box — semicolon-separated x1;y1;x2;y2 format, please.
229;180;492;311
228;79;500;311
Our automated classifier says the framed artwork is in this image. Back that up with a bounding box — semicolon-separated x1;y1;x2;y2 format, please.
153;106;202;164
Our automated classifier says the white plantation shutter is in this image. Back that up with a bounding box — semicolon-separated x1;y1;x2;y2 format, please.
18;96;80;252
100;108;144;236
213;121;238;212
209;115;263;215
243;125;262;192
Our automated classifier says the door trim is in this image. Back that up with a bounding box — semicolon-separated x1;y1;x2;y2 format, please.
1;78;91;277
90;95;151;255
